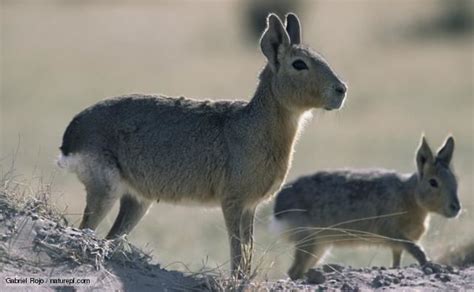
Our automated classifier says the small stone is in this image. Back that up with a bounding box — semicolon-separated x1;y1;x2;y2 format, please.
436;274;451;282
424;262;443;273
371;275;385;288
433;266;443;273
423;267;434;275
446;265;454;273
392;278;400;284
322;264;344;273
341;283;359;292
380;266;387;270
306;269;326;285
31;213;39;220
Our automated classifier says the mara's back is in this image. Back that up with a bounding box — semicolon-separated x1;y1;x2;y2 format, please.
61;94;247;202
274;170;411;233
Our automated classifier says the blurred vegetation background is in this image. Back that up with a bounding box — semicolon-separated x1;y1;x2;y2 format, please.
1;0;473;279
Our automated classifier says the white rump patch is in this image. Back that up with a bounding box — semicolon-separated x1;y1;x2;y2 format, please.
269;215;291;237
56;153;82;173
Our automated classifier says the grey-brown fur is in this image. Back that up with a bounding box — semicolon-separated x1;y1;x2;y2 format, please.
58;13;347;277
273;136;460;280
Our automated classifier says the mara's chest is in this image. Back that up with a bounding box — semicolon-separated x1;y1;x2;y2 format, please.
401;214;430;241
225;110;303;204
244;146;293;205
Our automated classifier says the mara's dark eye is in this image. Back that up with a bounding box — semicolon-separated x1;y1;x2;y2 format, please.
292;60;308;71
429;178;439;188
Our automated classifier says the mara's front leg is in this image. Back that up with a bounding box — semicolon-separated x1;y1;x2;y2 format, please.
222;200;248;279
240;207;256;276
392;247;403;268
398;239;428;266
288;240;325;280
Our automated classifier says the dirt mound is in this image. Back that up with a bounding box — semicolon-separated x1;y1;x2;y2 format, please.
0;179;213;291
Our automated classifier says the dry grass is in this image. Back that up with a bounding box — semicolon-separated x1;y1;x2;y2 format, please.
1;0;473;280
0;163;220;291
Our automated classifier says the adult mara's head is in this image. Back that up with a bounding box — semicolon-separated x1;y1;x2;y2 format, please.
260;13;347;112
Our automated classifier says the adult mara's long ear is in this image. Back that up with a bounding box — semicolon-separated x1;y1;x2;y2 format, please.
436;136;455;166
285;13;301;45
260;13;290;71
416;135;434;178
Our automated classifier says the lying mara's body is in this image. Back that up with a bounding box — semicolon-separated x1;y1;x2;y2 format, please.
273;136;460;280
59;13;347;278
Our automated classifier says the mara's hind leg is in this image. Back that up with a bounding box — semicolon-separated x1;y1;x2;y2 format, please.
79;183;119;230
288;240;326;280
106;194;152;239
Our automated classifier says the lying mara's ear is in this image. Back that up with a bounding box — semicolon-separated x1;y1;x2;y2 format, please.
436;136;455;165
416;136;434;177
260;13;290;71
285;13;301;45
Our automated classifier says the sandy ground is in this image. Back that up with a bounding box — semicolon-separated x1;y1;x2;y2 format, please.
1;189;473;291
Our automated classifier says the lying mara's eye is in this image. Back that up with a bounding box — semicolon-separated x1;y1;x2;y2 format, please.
292;60;308;71
429;178;439;188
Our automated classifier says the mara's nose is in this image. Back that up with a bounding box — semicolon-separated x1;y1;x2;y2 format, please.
449;202;461;214
334;83;347;95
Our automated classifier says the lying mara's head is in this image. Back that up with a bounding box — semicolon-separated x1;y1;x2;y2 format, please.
260;13;347;111
415;135;460;218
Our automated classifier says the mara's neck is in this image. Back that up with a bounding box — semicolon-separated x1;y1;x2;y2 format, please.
403;173;428;218
403;173;419;194
244;66;307;144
